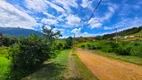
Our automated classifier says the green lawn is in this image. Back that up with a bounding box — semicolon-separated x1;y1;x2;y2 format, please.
73;50;98;80
0;57;10;80
93;50;142;65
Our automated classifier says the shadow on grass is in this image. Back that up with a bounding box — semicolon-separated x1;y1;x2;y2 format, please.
22;63;66;80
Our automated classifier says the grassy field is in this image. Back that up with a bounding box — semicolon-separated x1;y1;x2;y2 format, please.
93;50;142;65
73;49;98;80
23;49;70;80
0;46;10;80
0;47;9;57
0;57;10;80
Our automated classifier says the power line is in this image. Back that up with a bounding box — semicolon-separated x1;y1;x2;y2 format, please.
81;0;102;32
87;0;102;22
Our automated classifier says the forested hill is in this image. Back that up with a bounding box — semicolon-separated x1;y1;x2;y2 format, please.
0;27;42;37
118;26;142;36
96;26;142;39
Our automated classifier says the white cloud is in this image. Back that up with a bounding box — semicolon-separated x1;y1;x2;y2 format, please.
44;25;51;29
71;27;95;37
104;26;113;30
25;0;58;19
88;18;102;28
66;15;81;27
99;6;116;21
52;0;78;13
41;18;58;25
53;28;65;34
71;28;81;33
114;18;142;29
75;32;96;37
25;0;48;13
43;12;56;19
81;0;92;8
81;0;88;8
87;4;117;29
0;0;37;29
45;0;65;13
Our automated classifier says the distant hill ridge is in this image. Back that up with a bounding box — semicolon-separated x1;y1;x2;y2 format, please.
95;26;142;39
0;27;42;37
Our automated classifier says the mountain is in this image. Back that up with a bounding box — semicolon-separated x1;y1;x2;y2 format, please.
0;27;42;37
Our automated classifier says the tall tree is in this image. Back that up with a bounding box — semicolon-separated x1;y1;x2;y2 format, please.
42;25;62;43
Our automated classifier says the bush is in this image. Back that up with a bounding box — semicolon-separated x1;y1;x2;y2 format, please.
64;37;73;49
115;43;131;55
0;36;17;47
130;42;142;57
8;35;50;80
81;45;85;48
101;42;116;52
56;43;64;50
87;44;102;50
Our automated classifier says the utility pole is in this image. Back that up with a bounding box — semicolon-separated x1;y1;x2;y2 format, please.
116;28;118;44
73;33;75;47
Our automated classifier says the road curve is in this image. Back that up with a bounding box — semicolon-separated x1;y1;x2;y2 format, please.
75;48;142;80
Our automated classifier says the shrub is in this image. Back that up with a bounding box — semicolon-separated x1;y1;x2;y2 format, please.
130;41;142;58
56;43;64;50
64;37;73;49
81;45;85;48
115;43;131;55
8;35;50;80
87;44;101;50
101;42;116;52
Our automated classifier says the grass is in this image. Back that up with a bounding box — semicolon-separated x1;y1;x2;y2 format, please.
93;50;142;65
0;57;10;80
23;49;70;80
0;46;9;57
73;50;98;80
0;46;10;80
51;49;70;65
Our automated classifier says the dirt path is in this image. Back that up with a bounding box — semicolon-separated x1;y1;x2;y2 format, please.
66;50;80;78
75;48;142;80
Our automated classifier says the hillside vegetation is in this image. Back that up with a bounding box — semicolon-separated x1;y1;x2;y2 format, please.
0;27;42;37
95;26;142;40
0;26;74;80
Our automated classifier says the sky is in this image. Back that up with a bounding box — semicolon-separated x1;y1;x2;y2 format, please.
0;0;142;38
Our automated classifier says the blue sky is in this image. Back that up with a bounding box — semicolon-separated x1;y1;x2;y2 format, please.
0;0;142;37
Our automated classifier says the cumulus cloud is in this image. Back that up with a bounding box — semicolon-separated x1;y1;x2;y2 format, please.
81;0;89;8
66;15;81;27
114;18;142;29
71;28;81;33
87;4;117;29
24;0;48;13
41;18;58;25
104;26;113;30
52;0;78;13
88;18;102;28
99;5;116;21
45;0;65;13
0;0;37;29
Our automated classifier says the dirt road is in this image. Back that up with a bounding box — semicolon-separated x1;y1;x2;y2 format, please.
65;50;80;79
75;48;142;80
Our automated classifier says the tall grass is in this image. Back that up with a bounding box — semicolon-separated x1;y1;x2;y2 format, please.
77;40;142;58
0;57;10;80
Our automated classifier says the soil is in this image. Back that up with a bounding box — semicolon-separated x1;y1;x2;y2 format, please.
75;48;142;80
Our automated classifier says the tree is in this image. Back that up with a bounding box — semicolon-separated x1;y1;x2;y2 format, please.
42;25;62;43
8;35;50;80
64;37;73;49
